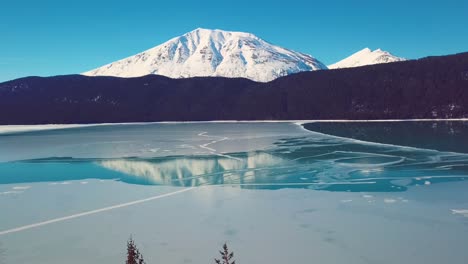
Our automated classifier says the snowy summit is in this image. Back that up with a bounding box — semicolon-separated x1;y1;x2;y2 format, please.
328;48;406;69
82;28;327;82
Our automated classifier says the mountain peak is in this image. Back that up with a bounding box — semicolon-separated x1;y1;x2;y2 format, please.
328;48;405;69
187;28;255;37
82;29;326;82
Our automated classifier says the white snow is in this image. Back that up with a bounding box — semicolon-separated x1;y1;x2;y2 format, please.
82;28;327;82
328;48;405;69
0;124;94;135
384;198;397;203
12;186;31;190
451;209;468;218
2;118;467;136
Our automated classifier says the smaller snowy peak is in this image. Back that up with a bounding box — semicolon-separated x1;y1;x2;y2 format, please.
328;48;406;69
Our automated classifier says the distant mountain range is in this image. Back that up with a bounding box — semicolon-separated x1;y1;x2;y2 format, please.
1;52;467;124
82;28;404;82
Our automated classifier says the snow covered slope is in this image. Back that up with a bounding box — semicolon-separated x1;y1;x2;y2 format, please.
82;28;327;82
328;48;405;69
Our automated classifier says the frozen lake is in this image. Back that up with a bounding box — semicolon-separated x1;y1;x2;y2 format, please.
0;122;467;264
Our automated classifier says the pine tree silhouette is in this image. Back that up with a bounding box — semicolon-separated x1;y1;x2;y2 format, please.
126;237;146;264
214;243;235;264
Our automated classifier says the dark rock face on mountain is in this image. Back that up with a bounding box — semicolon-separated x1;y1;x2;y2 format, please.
0;52;467;124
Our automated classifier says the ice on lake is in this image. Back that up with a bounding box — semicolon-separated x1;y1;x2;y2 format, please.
0;122;468;264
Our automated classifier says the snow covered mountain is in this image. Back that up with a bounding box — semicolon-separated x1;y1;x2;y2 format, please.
328;48;406;69
82;28;327;82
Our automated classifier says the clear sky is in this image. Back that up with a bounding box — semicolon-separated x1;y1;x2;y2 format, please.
1;0;467;82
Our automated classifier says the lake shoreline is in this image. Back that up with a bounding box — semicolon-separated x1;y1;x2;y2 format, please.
1;118;468;135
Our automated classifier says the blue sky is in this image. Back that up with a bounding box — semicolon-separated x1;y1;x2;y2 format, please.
1;0;467;82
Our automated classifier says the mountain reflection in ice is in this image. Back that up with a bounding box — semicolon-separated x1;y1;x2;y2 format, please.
100;152;286;187
96;130;468;192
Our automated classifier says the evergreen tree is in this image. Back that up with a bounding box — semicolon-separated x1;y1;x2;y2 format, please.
126;237;146;264
214;243;235;264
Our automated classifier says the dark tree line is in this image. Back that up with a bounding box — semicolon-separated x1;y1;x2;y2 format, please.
1;52;467;124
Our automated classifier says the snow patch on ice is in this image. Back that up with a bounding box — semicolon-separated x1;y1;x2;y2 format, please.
0;190;23;195
12;186;31;190
451;209;468;218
